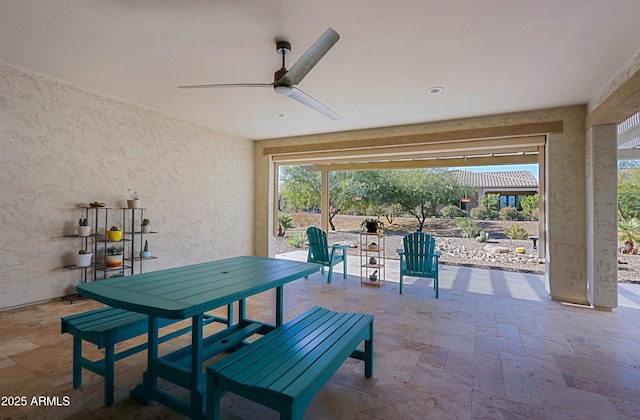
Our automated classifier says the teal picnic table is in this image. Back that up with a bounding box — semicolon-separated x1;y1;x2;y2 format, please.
76;256;320;419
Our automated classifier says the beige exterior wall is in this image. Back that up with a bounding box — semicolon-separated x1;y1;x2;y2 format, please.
586;125;619;310
0;62;254;310
254;105;589;304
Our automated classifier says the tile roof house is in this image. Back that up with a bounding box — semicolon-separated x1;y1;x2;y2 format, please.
450;170;539;210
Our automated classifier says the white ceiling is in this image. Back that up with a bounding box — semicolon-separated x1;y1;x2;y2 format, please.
2;1;640;140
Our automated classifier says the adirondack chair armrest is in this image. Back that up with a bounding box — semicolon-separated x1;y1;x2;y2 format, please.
329;244;348;259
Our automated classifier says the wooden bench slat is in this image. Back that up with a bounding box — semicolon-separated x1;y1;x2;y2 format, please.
215;308;333;385
266;313;369;395
206;306;374;420
242;311;355;390
278;314;373;397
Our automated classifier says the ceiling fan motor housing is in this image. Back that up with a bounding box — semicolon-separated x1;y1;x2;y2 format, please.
276;41;291;55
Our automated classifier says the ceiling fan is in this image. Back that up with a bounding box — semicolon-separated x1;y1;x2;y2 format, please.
178;28;341;120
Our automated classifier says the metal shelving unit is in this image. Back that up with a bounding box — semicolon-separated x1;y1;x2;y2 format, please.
122;207;158;275
360;232;385;287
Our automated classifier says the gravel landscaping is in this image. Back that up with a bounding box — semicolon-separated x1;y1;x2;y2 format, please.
275;214;640;284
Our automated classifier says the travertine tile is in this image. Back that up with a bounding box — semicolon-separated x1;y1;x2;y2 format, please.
536;378;620;419
2;259;640;419
471;390;546;419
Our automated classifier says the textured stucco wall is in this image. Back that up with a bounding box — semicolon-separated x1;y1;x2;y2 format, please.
0;62;254;310
254;105;589;304
586;125;619;309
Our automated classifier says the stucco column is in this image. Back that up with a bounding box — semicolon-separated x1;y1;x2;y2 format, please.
585;124;618;310
546;107;588;305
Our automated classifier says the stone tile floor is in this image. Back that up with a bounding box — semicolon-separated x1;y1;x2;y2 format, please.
1;252;640;419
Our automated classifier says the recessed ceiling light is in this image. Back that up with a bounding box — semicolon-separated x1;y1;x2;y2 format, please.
274;113;286;118
428;87;444;95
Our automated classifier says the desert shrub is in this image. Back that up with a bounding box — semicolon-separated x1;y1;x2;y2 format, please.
470;205;496;220
441;205;466;218
505;224;528;240
455;217;480;238
292;212;318;228
287;232;306;248
476;231;489;242
499;206;522;221
530;208;539;221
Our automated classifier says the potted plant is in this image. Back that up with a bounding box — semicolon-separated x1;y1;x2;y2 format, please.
140;240;151;258
127;190;141;209
141;218;151;233
361;218;384;233
106;245;124;268
77;218;91;236
107;226;123;241
75;249;93;267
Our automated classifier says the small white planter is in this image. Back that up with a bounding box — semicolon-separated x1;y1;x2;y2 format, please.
141;224;151;233
75;253;93;267
77;226;92;236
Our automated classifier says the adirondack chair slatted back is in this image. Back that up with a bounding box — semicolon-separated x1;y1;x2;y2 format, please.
305;226;348;283
307;226;330;263
403;232;436;274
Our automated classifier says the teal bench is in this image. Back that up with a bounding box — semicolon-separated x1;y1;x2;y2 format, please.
61;306;227;406
206;306;374;420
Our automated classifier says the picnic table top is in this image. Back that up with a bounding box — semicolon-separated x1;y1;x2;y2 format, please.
77;256;320;319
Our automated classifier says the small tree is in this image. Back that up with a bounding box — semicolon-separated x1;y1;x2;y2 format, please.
520;194;539;221
479;193;500;220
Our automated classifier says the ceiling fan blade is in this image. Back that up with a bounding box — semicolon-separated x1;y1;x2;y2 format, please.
277;28;339;86
287;88;341;120
178;83;272;89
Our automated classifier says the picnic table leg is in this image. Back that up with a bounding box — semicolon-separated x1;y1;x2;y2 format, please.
226;303;233;326
191;313;205;417
130;316;159;403
238;298;246;323
276;285;284;327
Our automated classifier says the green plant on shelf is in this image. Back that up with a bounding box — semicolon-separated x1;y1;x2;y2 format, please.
107;245;124;255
